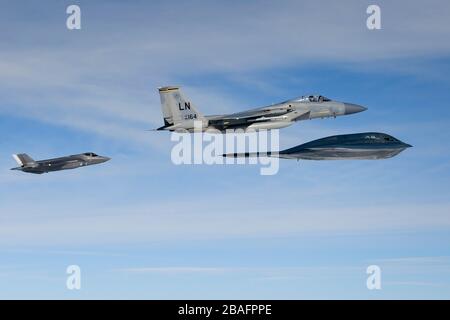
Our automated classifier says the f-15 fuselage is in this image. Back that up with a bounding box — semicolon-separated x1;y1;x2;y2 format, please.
157;87;367;132
205;96;366;131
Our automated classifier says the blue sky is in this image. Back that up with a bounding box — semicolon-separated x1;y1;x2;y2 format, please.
1;0;450;299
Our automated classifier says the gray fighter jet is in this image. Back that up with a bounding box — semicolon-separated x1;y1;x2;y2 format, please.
11;152;110;174
156;86;367;132
224;132;412;160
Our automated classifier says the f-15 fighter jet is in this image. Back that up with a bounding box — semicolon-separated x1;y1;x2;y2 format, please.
11;152;110;174
156;86;367;132
224;132;412;160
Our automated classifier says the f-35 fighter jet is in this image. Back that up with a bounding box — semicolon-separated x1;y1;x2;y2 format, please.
224;132;412;160
11;152;110;174
156;86;367;132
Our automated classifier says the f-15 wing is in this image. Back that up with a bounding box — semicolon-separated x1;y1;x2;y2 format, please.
223;105;293;120
208;107;309;130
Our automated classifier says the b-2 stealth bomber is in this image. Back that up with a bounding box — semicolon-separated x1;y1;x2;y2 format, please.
224;132;412;160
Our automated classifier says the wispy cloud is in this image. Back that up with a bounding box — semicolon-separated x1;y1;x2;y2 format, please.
1;1;450;299
375;256;450;265
1;0;450;144
121;267;228;274
1;201;449;246
384;281;446;287
118;266;360;279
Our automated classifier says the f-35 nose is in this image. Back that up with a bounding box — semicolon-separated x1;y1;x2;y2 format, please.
344;103;367;115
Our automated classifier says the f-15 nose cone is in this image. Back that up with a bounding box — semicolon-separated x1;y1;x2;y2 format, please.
344;103;367;115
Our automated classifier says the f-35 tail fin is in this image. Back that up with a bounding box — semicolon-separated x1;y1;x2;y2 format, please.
12;154;38;168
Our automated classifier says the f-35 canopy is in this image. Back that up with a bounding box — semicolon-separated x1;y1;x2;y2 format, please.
83;152;99;157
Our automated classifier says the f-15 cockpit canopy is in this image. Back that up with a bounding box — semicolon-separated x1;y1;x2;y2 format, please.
83;152;99;157
284;95;332;103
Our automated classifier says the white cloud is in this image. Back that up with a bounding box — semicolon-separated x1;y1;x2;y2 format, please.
117;266;362;283
384;281;445;287
121;267;228;274
1;201;449;246
1;0;450;145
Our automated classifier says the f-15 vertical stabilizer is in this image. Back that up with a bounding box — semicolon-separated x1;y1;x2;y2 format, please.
158;86;206;130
